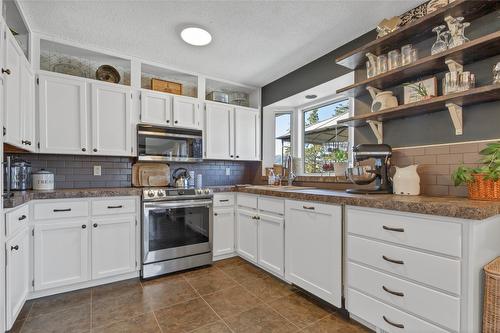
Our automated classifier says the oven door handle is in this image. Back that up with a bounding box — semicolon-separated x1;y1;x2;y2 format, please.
144;200;213;209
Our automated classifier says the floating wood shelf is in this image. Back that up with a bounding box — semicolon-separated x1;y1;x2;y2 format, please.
336;31;500;97
339;84;500;127
335;0;499;70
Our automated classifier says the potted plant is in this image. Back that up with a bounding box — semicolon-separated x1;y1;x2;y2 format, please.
451;141;500;201
333;149;348;177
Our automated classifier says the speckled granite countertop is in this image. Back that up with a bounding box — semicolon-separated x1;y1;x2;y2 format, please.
4;185;500;220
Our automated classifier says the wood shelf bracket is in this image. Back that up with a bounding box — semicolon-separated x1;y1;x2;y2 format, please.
367;120;383;143
446;102;463;135
445;59;463;73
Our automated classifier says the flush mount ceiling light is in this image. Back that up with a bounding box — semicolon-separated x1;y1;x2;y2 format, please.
305;94;317;99
180;27;212;46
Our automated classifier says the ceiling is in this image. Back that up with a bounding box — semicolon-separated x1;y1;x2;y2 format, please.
19;0;421;87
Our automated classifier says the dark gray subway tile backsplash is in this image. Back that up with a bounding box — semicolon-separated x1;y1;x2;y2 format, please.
6;153;259;189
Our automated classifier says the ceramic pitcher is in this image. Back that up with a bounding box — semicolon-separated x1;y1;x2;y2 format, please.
393;165;420;195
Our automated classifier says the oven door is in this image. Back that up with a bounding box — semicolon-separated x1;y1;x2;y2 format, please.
137;129;203;162
143;199;212;264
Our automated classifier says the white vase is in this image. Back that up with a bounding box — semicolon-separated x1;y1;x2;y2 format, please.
393;165;420;195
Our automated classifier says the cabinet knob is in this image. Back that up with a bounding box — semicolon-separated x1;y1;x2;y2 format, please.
166;120;170;123
10;245;19;251
236;155;240;158
81;148;86;152
214;213;218;216
230;155;234;158
18;215;27;221
27;141;32;145
2;68;11;75
21;140;27;145
82;224;87;229
93;223;98;228
174;120;178;124
93;148;98;152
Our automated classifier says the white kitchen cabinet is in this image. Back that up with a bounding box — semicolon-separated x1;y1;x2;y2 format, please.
20;58;35;151
3;28;23;148
213;207;235;258
34;219;90;291
38;73;89;154
234;106;260;161
172;95;201;130
204;102;260;161
91;215;136;279
257;212;284;277
285;200;342;307
205;102;234;159
5;227;29;330
140;89;172;125
91;82;132;156
236;208;258;263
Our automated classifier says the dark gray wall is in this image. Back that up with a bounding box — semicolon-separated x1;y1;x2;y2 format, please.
262;10;500;148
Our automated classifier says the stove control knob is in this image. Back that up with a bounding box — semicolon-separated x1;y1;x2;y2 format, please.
147;190;155;198
157;190;164;197
204;189;210;194
196;189;203;195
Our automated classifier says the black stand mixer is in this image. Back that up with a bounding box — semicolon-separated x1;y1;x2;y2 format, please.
346;144;393;194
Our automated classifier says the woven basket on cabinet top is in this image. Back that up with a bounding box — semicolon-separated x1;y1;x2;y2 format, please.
483;257;500;333
467;174;500;201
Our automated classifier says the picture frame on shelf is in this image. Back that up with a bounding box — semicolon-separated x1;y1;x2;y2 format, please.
403;77;438;104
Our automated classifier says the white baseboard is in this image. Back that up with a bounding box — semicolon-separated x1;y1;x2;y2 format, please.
213;252;237;261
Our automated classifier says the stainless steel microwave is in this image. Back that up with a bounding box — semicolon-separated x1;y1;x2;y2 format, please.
137;125;203;162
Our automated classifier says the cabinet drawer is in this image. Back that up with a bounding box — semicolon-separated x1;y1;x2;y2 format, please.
347;207;461;257
347;288;449;333
286;200;338;216
237;193;257;210
92;198;136;216
33;200;89;220
347;235;460;295
348;262;460;331
258;196;284;215
213;193;235;207
5;204;29;238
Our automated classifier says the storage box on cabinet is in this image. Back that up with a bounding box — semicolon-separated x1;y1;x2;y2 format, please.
5;204;29;238
347;289;449;333
284;200;342;307
347;207;461;257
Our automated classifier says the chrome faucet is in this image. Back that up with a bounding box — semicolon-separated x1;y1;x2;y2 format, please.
285;154;296;185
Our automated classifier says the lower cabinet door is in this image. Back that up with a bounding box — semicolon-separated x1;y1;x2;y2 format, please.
236;208;258;263
6;227;30;330
258;213;284;277
213;207;235;257
34;219;90;290
91;215;136;279
284;200;342;307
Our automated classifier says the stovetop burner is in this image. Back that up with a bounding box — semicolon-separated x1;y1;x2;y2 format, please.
142;187;213;201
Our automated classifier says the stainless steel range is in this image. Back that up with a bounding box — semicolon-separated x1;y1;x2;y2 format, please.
141;187;213;279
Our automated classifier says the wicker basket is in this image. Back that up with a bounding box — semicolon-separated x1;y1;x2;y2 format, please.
467;174;500;201
483;257;500;333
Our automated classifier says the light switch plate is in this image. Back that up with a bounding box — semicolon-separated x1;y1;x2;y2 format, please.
94;165;102;176
225;168;230;176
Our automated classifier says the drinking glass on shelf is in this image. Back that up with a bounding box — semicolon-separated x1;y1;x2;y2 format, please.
459;71;471;91
366;60;375;78
448;16;465;48
431;25;448;55
377;54;388;74
388;50;401;71
401;44;413;66
410;48;418;63
494;62;500;84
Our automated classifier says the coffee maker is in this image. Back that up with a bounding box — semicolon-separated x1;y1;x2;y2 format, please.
346;144;392;194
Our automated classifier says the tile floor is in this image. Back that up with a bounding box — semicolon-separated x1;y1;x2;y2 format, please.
9;257;370;333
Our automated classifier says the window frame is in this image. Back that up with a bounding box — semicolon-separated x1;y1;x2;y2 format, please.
273;111;293;167
300;96;353;176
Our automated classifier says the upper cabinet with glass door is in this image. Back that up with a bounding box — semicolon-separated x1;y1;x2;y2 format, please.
140;63;201;130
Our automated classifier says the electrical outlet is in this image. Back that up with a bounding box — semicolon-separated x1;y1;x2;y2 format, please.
93;165;102;176
225;168;231;176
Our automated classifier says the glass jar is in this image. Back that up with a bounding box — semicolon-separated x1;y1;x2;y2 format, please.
494;62;500;84
401;44;413;66
376;54;388;74
388;50;401;71
366;60;375;78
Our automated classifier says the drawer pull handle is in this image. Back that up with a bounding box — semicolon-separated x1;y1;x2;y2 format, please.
383;315;404;329
18;215;27;221
107;205;123;209
382;255;404;265
383;225;405;232
382;285;404;297
219;199;229;202
53;208;72;212
10;245;19;251
303;206;315;210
